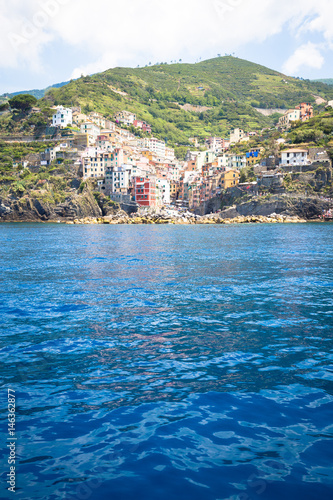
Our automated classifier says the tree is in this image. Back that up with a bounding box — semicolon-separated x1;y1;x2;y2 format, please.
8;94;37;112
0;102;9;112
239;171;247;183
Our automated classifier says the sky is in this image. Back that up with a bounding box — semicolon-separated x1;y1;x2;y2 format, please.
1;0;333;94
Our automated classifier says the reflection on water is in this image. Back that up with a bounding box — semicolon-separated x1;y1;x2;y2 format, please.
0;223;333;500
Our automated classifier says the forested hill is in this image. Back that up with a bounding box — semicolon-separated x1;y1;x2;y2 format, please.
40;56;333;144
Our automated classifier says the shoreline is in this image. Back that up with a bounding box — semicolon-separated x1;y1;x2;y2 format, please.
69;214;308;225
1;214;312;224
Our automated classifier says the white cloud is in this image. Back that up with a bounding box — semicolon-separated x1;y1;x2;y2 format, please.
61;0;332;77
282;42;324;75
0;0;57;70
295;0;333;45
0;0;333;81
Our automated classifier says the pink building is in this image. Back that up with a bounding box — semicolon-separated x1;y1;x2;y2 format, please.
133;120;152;134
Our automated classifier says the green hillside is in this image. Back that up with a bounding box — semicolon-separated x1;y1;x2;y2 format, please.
287;108;333;148
35;57;333;145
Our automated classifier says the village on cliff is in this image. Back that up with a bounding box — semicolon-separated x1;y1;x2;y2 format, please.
10;101;333;218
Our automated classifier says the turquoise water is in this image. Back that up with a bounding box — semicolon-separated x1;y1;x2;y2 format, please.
0;223;333;500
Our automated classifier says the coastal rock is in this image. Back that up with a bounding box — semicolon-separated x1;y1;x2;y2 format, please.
0;188;102;222
215;194;331;220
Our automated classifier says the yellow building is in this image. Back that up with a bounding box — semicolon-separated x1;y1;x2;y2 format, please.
220;169;240;189
141;150;156;162
170;180;179;201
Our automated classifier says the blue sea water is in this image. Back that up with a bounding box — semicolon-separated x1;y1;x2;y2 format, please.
0;223;333;500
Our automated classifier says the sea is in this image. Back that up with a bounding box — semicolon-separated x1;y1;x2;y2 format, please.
0;223;333;500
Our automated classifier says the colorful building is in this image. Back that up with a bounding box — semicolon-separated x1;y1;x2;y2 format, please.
296;103;313;122
133;120;152;134
134;176;157;207
246;149;261;167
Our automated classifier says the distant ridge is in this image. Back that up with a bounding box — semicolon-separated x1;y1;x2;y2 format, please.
311;79;333;86
1;81;71;100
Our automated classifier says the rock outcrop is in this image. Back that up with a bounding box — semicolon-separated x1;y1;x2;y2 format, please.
0;190;102;222
218;194;331;220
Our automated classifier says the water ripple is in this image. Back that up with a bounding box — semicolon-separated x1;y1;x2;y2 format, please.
0;223;333;500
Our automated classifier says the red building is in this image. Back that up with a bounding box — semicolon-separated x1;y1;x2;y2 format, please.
134;176;156;207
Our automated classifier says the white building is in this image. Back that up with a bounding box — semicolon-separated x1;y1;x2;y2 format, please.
278;109;301;129
165;147;175;161
230;128;247;144
217;154;229;169
52;106;72;128
137;137;167;158
148;137;166;158
280;149;308;165
114;110;136;126
105;166;131;193
156;178;171;206
228;154;247;170
194;150;216;171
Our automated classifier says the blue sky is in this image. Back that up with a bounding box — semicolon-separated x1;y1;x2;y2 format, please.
1;0;333;94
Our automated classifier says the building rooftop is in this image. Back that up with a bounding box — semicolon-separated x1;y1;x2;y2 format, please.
281;149;308;153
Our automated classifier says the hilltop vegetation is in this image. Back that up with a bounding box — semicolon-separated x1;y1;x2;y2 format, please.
39;56;333;145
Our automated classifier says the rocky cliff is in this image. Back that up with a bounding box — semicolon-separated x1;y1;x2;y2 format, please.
0;189;102;222
217;194;331;220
